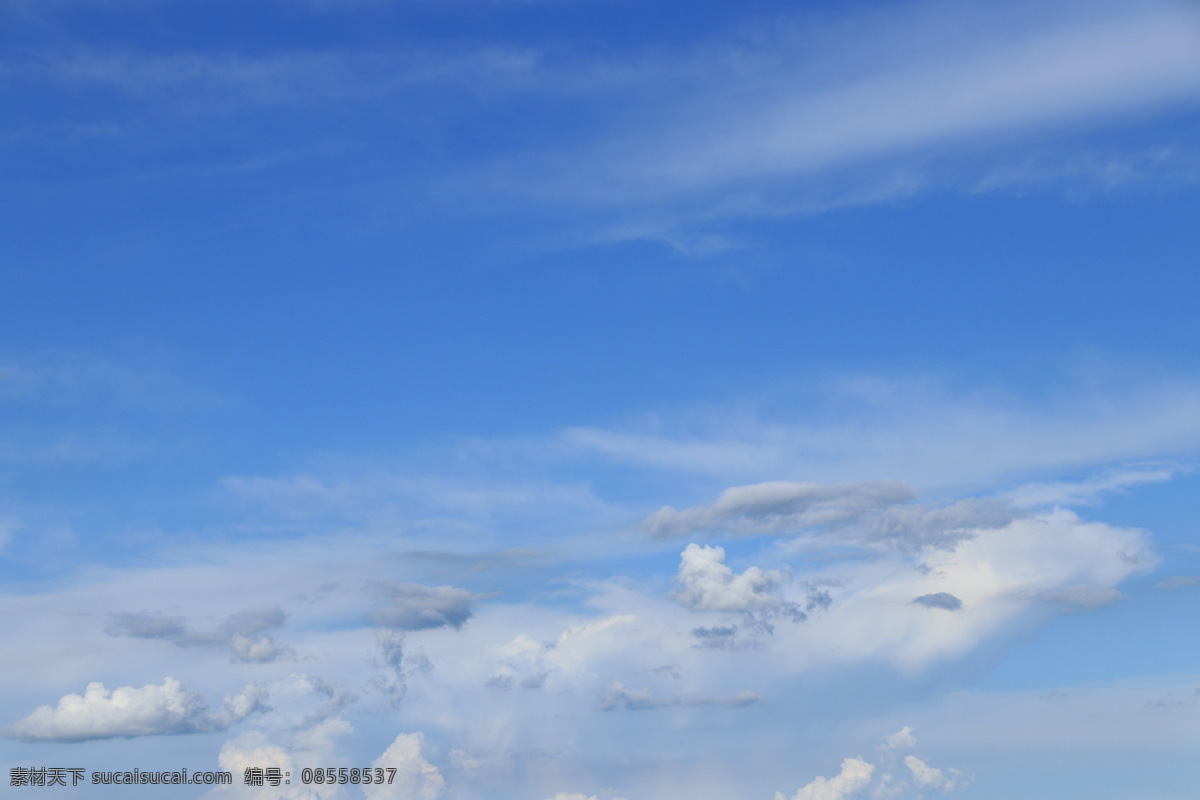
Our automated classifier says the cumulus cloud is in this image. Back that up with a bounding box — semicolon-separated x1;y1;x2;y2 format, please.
904;756;960;792
216;718;352;800
646;481;915;538
210;675;358;800
370;583;476;631
775;756;874;800
777;729;965;800
363;732;445;800
545;794;629;800
489;615;637;690
672;543;804;619
217;732;311;800
5;677;266;742
881;726;917;752
105;606;293;663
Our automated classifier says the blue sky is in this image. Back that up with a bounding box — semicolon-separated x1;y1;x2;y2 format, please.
2;0;1199;798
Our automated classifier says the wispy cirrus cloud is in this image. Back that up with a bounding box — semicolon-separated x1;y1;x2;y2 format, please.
555;377;1200;490
482;0;1200;239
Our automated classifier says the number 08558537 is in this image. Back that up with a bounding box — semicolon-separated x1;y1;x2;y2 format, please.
299;767;396;785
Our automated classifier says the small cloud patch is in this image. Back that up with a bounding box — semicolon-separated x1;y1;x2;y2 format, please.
911;592;963;611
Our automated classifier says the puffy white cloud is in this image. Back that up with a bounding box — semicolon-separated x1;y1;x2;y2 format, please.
776;757;875;800
217;735;289;778
210;679;357;800
363;732;445;800
217;733;307;800
880;727;917;752
773;508;1156;671
777;729;964;800
489;615;638;690
904;756;959;792
545;794;628;800
672;543;801;617
5;677;264;742
215;721;351;800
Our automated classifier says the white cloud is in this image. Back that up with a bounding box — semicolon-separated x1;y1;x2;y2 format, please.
1007;465;1179;508
881;727;917;752
671;544;800;618
777;729;964;800
5;677;264;742
488;614;638;691
776;757;875;800
215;721;352;800
643;3;1200;191
794;509;1155;670
903;756;959;792
363;732;446;800
557;378;1200;490
217;733;306;800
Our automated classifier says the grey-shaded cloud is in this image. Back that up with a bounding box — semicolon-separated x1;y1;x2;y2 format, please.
647;480;915;538
599;682;760;711
105;606;293;663
647;480;1015;552
5;678;266;743
911;592;963;611
861;498;1014;550
370;583;477;631
375;630;417;705
692;625;737;639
